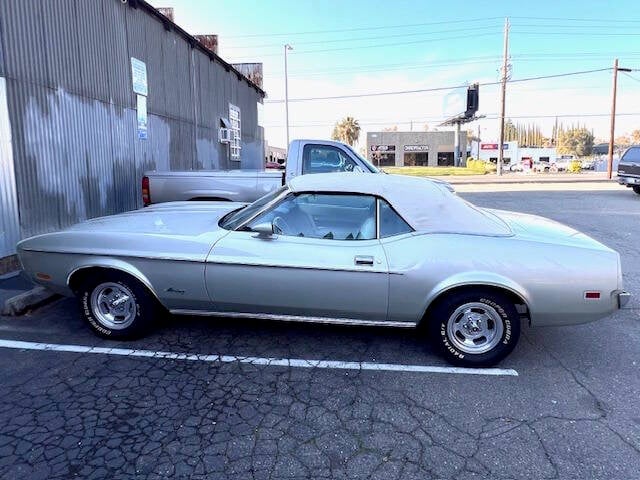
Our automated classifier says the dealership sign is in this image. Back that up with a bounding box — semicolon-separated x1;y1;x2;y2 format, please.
481;143;509;150
404;145;429;152
370;145;395;152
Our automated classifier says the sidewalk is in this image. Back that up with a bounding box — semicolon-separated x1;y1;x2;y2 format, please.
0;272;55;316
443;172;613;185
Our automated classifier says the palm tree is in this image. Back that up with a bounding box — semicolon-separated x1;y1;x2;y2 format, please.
331;116;361;146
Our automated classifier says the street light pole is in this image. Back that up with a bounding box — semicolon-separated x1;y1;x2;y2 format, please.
607;58;632;179
284;44;293;150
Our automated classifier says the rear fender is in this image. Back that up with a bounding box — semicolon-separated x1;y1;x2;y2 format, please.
420;271;532;320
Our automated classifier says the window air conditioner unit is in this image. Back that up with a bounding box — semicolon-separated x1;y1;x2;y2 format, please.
219;127;231;144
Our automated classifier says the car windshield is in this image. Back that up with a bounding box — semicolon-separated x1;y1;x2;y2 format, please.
343;145;380;173
219;186;289;230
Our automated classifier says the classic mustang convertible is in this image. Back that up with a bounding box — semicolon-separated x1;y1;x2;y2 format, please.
17;173;629;366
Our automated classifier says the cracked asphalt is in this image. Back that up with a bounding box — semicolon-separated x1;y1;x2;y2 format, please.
0;187;638;479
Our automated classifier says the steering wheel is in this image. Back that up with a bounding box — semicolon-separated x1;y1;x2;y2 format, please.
272;216;292;235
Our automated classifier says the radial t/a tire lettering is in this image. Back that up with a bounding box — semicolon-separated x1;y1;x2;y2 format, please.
427;289;521;367
76;271;160;340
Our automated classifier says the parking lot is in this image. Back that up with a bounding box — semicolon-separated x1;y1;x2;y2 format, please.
0;186;638;480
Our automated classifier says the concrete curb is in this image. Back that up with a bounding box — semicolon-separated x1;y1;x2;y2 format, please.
1;286;58;316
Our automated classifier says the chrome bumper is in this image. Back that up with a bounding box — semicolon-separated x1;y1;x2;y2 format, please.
618;175;640;186
617;291;631;308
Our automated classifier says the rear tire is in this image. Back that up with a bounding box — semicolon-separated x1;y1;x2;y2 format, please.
633;185;640;195
77;271;159;339
427;290;521;367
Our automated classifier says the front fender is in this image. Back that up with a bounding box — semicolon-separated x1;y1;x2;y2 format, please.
419;271;532;320
66;256;159;301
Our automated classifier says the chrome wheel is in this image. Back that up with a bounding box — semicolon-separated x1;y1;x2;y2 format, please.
446;302;504;355
90;282;137;330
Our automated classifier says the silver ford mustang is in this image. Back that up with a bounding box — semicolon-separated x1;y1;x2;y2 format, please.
17;173;629;367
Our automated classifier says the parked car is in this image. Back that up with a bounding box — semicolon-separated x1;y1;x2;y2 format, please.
142;139;379;205
617;145;640;195
17;173;629;367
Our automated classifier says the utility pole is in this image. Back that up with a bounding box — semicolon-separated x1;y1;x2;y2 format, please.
497;17;510;176
608;58;631;179
284;44;293;149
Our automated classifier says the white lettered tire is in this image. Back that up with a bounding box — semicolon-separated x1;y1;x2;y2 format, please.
427;290;521;367
78;272;159;339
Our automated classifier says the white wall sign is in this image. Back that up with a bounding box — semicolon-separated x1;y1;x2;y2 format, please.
137;94;147;140
404;145;429;152
130;57;148;96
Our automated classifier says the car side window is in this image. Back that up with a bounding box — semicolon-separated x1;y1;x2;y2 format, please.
622;146;640;162
302;144;358;174
248;194;376;240
379;199;413;238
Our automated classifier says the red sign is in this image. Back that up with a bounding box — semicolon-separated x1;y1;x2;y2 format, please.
481;143;508;150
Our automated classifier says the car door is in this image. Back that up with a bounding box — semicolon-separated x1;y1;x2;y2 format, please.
205;193;389;321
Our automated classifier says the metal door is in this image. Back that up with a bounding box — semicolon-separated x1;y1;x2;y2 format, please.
206;232;389;321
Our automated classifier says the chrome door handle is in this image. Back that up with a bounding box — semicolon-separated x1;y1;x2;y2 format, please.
354;255;374;266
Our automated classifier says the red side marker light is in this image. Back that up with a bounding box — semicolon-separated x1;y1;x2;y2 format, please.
584;291;601;299
36;273;52;281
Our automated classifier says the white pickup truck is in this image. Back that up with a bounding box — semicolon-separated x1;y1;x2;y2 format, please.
142;139;380;205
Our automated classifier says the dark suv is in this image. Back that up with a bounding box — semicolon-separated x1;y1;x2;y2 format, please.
617;146;640;195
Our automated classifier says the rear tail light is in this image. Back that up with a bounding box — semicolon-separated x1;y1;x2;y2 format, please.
142;176;150;206
584;291;601;299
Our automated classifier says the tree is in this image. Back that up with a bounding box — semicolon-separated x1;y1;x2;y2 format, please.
332;116;361;146
630;129;640;145
557;127;594;157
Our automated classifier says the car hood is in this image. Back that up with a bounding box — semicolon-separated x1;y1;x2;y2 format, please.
485;208;614;252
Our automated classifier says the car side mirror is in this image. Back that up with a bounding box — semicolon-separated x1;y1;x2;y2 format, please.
353;165;365;173
251;221;274;237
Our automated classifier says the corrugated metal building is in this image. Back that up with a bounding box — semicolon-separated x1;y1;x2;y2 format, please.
0;0;265;270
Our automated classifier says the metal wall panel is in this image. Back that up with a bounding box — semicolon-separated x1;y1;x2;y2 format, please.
0;77;20;258
0;0;264;255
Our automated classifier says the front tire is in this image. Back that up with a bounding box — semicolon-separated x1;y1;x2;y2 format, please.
633;185;640;195
78;272;159;339
427;290;521;367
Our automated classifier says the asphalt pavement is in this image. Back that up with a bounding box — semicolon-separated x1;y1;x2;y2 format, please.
0;185;638;479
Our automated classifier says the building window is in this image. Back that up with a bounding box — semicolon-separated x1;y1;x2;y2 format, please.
372;153;395;167
437;152;454;166
229;104;241;160
404;152;428;166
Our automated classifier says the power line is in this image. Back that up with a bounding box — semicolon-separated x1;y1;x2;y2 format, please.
228;32;499;59
622;72;640;83
224;24;502;50
224;17;503;38
264;68;611;104
510;15;640;23
262;112;640;128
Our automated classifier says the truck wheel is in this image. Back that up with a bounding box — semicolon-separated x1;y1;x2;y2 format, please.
427;290;521;367
78;272;160;339
633;185;640;195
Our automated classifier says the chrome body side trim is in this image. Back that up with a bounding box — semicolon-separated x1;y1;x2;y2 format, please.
207;260;390;275
169;309;416;328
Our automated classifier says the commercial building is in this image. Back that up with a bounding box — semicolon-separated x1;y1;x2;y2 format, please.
366;131;468;167
0;0;265;271
473;141;557;167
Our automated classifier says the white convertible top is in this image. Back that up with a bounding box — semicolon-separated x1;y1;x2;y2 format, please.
288;173;512;236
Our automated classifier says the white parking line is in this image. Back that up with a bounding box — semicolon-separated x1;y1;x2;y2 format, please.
0;339;518;377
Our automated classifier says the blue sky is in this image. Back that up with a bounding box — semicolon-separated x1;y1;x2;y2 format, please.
148;0;640;148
